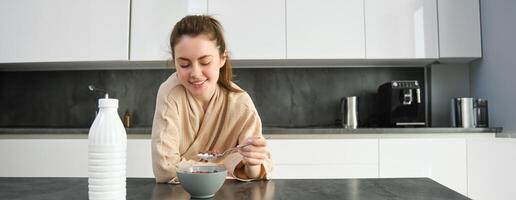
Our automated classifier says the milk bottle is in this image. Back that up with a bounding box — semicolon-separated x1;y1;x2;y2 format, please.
88;98;127;200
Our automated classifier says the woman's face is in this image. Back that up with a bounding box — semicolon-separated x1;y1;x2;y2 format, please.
174;34;226;101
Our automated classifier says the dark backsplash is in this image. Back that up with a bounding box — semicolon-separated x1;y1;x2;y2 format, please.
0;67;424;128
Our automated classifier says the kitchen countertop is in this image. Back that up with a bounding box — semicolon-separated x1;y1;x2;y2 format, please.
0;177;470;200
0;127;501;139
0;127;502;134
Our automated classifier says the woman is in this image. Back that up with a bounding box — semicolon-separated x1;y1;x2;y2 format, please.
151;15;272;184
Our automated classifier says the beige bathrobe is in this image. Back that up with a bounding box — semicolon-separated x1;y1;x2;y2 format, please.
151;73;272;183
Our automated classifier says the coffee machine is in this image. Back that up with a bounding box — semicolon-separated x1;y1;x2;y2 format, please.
377;80;426;127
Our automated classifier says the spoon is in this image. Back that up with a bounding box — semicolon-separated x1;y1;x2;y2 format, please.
197;137;271;161
88;85;109;98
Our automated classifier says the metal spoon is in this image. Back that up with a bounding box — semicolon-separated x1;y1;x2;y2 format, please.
88;85;109;98
197;137;271;161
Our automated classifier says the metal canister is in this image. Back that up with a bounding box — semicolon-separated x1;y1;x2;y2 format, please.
341;96;358;129
451;97;475;128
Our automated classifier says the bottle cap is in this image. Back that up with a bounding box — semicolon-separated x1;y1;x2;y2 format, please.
98;98;118;108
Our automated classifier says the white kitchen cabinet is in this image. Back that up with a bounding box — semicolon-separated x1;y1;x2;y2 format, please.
286;0;365;59
130;0;207;61
0;139;88;177
0;138;378;179
365;0;439;59
467;138;516;200
379;138;467;196
207;0;286;60
0;139;153;177
6;134;512;200
429;139;468;196
268;139;378;178
0;0;130;63
437;0;481;58
379;139;432;177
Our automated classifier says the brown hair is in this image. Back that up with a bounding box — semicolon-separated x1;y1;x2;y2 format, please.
170;15;242;93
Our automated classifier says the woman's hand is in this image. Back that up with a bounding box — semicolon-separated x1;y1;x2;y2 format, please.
238;136;270;178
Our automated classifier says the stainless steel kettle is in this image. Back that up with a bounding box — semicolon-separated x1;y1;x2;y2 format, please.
340;96;358;129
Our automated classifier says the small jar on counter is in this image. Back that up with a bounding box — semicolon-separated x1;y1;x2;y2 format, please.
123;110;132;128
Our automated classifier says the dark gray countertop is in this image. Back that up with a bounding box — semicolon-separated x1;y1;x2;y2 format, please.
0;178;470;200
0;127;502;135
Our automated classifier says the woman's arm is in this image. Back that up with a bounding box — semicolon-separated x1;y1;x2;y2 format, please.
241;136;270;179
223;107;273;181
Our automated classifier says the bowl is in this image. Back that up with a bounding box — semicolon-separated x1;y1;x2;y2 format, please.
176;166;227;199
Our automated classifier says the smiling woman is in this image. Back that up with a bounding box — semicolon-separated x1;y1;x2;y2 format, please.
151;15;273;184
173;34;225;106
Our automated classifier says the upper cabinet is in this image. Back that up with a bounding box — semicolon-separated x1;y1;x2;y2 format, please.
130;0;207;61
0;0;130;63
0;0;483;66
437;0;481;58
286;0;365;59
208;0;286;60
365;0;439;59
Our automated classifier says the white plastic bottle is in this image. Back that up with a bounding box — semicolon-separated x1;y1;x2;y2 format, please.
88;98;127;200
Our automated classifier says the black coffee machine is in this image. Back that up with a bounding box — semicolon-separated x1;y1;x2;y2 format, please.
377;80;426;127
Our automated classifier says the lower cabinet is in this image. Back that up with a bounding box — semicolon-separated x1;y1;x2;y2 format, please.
0;139;89;177
0;138;380;178
379;138;468;196
0;139;153;177
3;136;515;200
267;139;379;178
467;138;516;200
